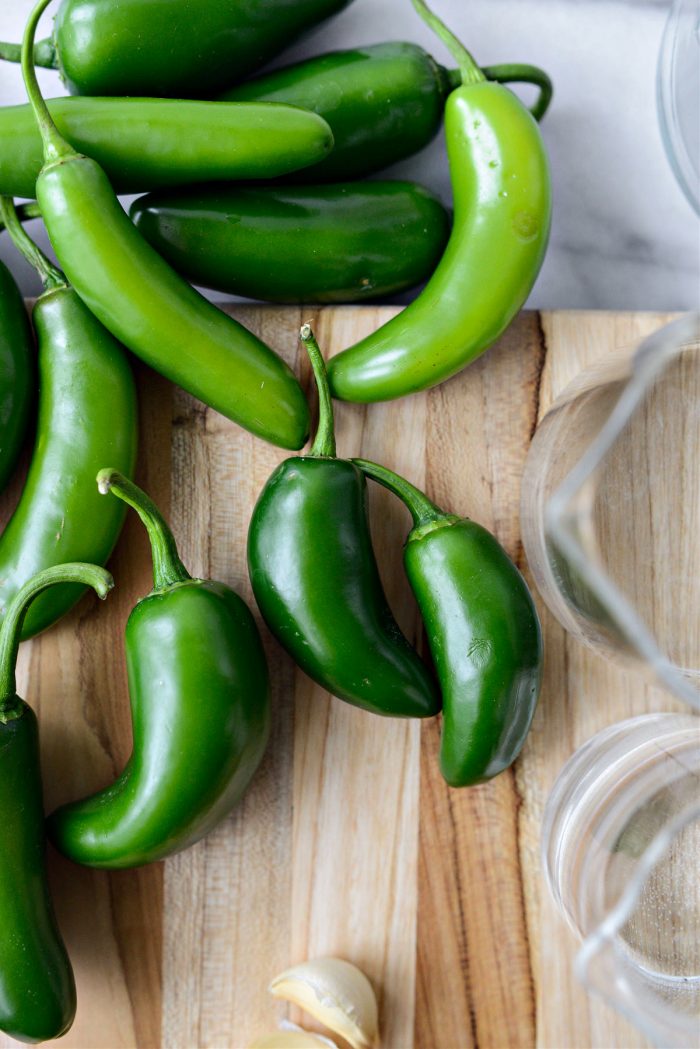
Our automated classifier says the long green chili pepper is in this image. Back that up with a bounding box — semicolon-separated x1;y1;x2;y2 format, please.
1;0;354;97
0;563;113;1043
327;0;552;403
248;326;440;719
0;197;137;639
130;181;451;305
0;258;33;494
20;0;310;451
0;97;334;200
48;471;271;869
220;42;552;182
354;460;543;787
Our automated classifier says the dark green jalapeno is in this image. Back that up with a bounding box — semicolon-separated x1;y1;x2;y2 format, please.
48;471;270;869
130;182;450;305
0;259;33;494
20;0;310;452
354;460;542;787
0;198;137;640
0;563;114;1043
0;0;354;97
248;326;440;719
0;98;334;200
220;42;552;181
327;1;552;403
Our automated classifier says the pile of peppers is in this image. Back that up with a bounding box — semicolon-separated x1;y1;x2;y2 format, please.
0;0;551;1039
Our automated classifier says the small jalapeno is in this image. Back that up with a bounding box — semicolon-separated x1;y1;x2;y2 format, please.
247;326;440;719
354;460;543;787
0;562;114;1043
48;471;271;869
0;257;33;494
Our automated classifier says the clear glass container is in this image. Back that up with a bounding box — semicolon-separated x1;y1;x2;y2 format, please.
657;0;700;213
542;713;700;1048
521;313;700;708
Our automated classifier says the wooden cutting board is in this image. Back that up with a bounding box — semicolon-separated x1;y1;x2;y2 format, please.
0;307;684;1049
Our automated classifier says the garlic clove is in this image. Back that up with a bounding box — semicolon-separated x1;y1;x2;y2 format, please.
269;958;379;1049
249;1032;337;1049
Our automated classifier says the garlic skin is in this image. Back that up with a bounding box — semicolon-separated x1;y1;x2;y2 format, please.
249;1032;337;1049
269;958;379;1049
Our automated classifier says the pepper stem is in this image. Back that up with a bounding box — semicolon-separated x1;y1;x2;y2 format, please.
0;196;64;291
301;325;336;458
482;63;553;121
352;459;448;529
0;38;58;68
0;564;113;712
22;0;75;164
97;470;191;591
411;0;484;86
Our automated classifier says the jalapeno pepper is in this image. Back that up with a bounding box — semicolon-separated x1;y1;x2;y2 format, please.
0;197;137;640
221;41;552;181
248;326;440;719
48;471;271;869
0;0;353;97
19;1;310;452
0;258;33;494
0;563;114;1043
130;181;450;305
354;460;543;787
327;0;552;403
0;98;334;200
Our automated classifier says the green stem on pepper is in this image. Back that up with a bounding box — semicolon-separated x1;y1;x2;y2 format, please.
352;458;460;537
301;324;336;458
0;37;57;68
411;0;484;86
0;564;113;715
22;0;75;163
0;196;63;291
97;470;190;591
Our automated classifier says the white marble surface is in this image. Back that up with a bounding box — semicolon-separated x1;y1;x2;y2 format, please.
1;0;698;308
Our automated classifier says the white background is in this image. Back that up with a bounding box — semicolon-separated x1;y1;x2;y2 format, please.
1;0;698;309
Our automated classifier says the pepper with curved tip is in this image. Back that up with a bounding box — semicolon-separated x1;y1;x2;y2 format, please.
248;326;439;718
354;459;542;787
0;259;33;493
19;0;310;451
0;562;113;1043
221;41;552;182
48;471;271;869
0;0;354;97
327;0;551;403
0;97;334;200
130;181;450;305
0;197;137;639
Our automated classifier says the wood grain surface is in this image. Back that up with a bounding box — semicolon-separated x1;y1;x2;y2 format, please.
0;308;684;1049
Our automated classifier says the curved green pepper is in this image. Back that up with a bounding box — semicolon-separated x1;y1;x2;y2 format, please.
355;460;542;787
130;181;450;304
0;98;334;200
0;197;137;640
19;2;310;452
48;471;270;869
0;0;354;97
0;563;114;1043
327;2;552;403
248;326;439;718
220;42;552;181
0;259;33;493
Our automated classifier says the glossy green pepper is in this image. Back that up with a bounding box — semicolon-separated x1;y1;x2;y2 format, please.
0;0;354;97
327;1;552;403
0;563;114;1043
0;97;334;200
48;471;271;869
0;258;33;493
0;197;137;639
355;460;542;787
19;1;310;451
220;42;552;181
130;181;450;304
248;326;439;718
